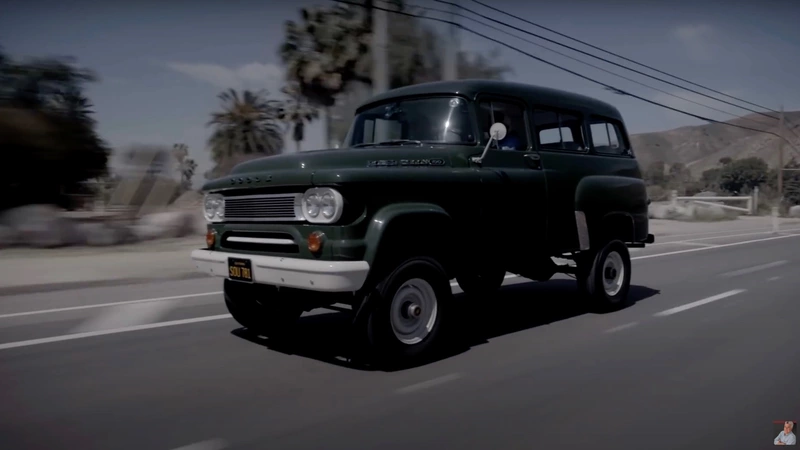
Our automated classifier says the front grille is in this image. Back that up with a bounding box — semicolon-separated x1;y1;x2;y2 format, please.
223;193;303;222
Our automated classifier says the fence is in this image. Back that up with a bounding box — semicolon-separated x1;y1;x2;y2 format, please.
669;186;759;215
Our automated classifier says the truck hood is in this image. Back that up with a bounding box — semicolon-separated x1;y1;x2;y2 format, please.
230;146;454;174
201;145;469;192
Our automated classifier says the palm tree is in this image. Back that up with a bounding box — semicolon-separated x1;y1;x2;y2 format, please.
207;89;285;163
277;83;319;152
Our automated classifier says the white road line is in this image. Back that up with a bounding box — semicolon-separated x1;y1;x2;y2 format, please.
71;301;179;334
768;276;781;282
395;373;463;394
674;241;719;248
0;292;223;319
0;232;797;350
720;260;788;278
656;226;796;240
650;227;800;247
449;273;517;287
0;314;232;351
653;289;746;317
169;439;228;450
605;322;639;333
631;233;800;261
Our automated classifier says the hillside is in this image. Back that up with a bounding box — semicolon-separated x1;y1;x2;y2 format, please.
630;110;800;175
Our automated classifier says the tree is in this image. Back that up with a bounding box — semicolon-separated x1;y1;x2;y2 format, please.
700;167;722;189
0;51;109;210
277;83;319;152
172;143;197;191
280;1;511;147
719;157;732;166
783;158;800;206
206;89;284;178
643;160;667;186
718;157;769;195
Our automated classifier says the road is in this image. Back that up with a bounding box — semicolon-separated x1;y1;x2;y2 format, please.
1;226;799;450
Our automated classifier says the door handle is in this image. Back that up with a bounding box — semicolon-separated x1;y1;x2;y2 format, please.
524;153;542;169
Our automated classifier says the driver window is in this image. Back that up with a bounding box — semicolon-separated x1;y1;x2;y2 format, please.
477;100;528;151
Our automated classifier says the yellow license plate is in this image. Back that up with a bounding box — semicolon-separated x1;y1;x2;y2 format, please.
228;257;253;282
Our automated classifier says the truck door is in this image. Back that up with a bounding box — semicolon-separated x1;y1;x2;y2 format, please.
532;107;591;253
475;98;548;262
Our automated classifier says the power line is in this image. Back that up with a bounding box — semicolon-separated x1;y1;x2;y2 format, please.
461;0;800;142
389;0;772;130
466;0;782;117
431;0;779;122
331;0;800;156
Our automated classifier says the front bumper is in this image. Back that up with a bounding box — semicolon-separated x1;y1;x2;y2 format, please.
191;249;371;293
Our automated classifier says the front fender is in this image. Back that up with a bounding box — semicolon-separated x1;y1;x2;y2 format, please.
362;202;452;267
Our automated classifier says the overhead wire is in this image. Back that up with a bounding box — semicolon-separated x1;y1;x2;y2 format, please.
332;0;800;156
386;0;772;130
460;0;800;143
430;0;780;123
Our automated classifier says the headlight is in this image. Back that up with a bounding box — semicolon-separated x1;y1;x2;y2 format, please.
203;193;225;223
302;188;343;223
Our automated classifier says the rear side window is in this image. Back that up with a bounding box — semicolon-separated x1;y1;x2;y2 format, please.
533;109;586;152
589;120;630;156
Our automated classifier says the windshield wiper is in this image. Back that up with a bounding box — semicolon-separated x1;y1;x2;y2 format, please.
352;139;424;148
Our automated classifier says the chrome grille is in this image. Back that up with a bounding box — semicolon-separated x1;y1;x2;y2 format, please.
223;193;303;222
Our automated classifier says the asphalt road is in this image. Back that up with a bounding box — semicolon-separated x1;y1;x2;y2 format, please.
1;226;800;450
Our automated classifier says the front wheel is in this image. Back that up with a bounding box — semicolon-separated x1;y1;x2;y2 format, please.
576;240;632;311
364;257;453;364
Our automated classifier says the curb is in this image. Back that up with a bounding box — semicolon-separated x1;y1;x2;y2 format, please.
0;272;211;297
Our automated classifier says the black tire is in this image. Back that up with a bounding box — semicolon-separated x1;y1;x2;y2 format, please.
576;240;632;311
364;257;453;364
456;266;506;297
224;279;303;338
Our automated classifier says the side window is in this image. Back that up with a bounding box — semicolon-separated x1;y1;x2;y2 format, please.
533;109;586;151
477;100;528;151
589;119;629;155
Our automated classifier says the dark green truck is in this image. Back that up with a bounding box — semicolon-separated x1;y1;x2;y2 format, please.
192;80;654;362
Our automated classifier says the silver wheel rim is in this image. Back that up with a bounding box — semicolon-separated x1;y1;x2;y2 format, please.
390;278;439;345
602;251;625;297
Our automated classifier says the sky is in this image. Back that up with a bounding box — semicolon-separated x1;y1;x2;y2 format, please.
2;0;799;183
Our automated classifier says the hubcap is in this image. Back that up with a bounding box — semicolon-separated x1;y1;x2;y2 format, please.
602;251;625;297
390;278;438;345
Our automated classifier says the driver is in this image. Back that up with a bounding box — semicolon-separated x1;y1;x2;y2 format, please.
494;111;522;150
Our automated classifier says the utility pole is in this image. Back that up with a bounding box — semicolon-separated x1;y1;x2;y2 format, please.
778;105;785;202
372;1;389;96
442;0;459;81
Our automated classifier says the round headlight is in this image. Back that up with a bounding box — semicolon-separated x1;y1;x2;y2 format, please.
305;194;321;218
320;192;336;218
302;188;343;223
203;193;225;222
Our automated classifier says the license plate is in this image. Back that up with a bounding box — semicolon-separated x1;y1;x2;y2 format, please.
228;257;253;282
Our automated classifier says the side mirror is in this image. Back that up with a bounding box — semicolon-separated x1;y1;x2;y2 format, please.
472;122;508;164
489;122;507;141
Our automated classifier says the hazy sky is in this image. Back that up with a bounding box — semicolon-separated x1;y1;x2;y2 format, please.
2;0;799;180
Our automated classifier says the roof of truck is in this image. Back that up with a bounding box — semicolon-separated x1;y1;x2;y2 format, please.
358;79;624;120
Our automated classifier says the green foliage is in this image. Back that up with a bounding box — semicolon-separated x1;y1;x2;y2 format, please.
783;158;800;206
0;49;109;210
718;157;769;195
277;82;320;152
206;89;284;177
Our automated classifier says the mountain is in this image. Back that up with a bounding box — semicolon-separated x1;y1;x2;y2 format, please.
630;111;800;175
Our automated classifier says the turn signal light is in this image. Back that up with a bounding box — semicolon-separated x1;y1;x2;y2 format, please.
206;229;217;248
308;231;325;253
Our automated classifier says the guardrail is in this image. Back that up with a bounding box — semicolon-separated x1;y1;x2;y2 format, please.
669;186;759;215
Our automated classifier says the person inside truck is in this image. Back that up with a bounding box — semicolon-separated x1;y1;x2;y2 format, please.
494;111;523;151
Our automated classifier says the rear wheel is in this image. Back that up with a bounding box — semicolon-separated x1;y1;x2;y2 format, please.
223;279;303;338
364;257;453;364
576;239;632;311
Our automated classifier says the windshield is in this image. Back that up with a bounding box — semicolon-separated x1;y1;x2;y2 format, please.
345;97;476;147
